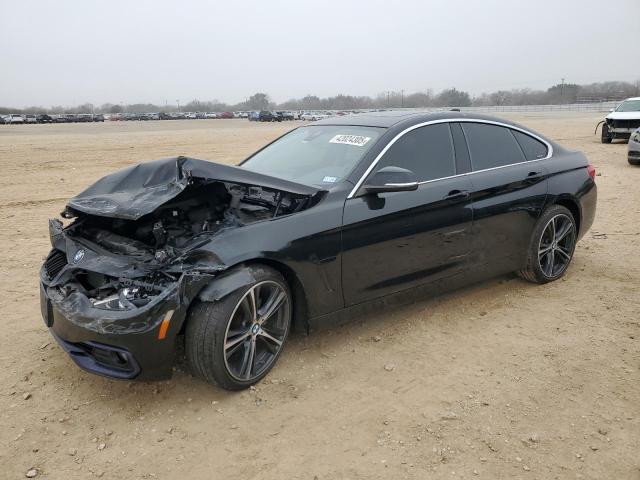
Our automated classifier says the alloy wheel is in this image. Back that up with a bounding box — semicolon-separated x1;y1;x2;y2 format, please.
223;281;290;381
538;213;576;278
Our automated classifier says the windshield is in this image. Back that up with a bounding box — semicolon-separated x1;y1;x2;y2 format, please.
616;100;640;112
241;125;383;186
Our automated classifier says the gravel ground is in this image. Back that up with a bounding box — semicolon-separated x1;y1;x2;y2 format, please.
0;114;638;479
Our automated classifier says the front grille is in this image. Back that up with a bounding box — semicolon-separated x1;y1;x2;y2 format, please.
44;249;67;279
611;119;640;129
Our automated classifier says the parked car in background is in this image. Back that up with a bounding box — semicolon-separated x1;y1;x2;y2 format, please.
8;114;25;124
258;110;277;122
0;115;8;124
239;112;249;119
301;111;331;121
24;114;37;124
77;114;94;123
599;97;640;143
219;112;234;119
248;111;260;121
93;114;105;122
204;112;217;119
628;127;640;165
37;114;54;123
276;111;295;121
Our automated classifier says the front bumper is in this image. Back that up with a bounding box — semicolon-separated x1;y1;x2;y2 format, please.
40;279;190;381
608;128;634;135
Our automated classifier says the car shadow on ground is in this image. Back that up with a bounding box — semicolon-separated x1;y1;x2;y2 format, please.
51;272;525;406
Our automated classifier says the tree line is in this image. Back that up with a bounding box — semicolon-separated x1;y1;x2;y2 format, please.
2;80;638;115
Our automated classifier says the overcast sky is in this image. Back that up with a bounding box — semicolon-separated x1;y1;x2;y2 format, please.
1;0;639;108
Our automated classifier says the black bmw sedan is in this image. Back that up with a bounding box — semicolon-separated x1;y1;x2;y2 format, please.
40;111;597;390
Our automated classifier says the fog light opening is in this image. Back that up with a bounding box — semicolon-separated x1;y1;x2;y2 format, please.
115;352;128;365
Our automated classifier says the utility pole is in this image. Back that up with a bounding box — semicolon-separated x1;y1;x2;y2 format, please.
176;100;180;112
560;78;565;103
387;91;390;108
401;89;405;108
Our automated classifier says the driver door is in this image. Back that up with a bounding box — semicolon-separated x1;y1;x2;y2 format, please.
341;123;473;306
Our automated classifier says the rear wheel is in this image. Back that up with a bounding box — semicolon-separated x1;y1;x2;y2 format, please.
185;266;291;390
519;205;577;284
601;124;612;143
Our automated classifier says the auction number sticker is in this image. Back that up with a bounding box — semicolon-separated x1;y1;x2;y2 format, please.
329;134;371;147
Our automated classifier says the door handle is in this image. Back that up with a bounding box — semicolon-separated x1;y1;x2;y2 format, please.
444;189;469;200
524;171;543;183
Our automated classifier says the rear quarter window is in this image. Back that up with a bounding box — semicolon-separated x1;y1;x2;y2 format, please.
512;130;549;160
462;123;525;170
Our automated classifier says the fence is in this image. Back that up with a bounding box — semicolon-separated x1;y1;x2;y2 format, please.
385;102;619;114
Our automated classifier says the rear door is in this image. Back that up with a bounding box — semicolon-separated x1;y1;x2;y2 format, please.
341;123;473;306
460;121;550;275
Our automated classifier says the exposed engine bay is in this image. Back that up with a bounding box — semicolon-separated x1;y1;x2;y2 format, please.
42;157;324;313
64;180;310;259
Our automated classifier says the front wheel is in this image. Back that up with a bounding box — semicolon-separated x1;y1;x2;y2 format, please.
519;205;577;284
185;265;291;390
601;124;612;143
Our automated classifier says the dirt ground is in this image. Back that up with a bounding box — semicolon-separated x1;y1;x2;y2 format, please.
0;114;638;480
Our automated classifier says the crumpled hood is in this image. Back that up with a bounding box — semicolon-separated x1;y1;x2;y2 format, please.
606;111;640;120
66;156;323;220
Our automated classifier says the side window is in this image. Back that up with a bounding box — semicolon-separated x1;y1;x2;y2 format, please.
375;123;455;182
461;123;526;170
512;130;548;160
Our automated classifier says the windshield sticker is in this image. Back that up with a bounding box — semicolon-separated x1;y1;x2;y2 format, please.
322;176;338;183
329;134;371;147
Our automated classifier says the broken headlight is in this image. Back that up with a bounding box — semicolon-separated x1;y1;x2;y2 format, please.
90;286;153;310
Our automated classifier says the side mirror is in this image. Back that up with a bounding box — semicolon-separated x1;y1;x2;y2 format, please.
609;108;614;112
363;166;419;194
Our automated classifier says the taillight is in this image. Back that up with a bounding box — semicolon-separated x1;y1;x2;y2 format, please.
587;164;596;180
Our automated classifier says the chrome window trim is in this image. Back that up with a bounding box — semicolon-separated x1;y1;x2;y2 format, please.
347;118;553;199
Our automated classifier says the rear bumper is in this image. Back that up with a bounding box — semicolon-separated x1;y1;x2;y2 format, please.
578;182;597;240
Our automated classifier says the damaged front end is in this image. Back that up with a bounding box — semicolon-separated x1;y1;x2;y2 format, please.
40;156;324;380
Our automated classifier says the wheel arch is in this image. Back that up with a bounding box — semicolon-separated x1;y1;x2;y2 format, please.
193;259;310;335
554;196;581;235
244;259;310;335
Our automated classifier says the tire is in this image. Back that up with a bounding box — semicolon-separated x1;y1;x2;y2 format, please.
601;124;612;144
519;205;577;284
629;157;640;166
185;265;292;390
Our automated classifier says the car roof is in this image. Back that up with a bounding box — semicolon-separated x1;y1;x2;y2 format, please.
311;110;527;129
621;97;640;101
310;110;559;151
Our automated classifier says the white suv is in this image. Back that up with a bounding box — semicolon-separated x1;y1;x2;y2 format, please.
600;97;640;143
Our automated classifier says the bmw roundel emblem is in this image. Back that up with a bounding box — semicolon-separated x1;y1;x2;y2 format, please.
73;249;85;264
